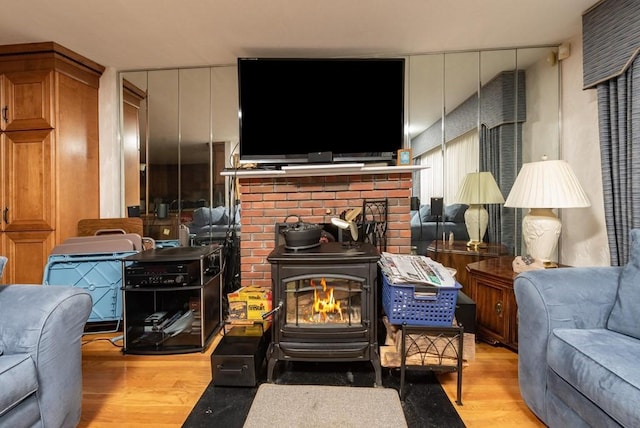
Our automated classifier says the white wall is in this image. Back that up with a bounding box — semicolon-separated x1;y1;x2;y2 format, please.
98;67;122;218
559;34;609;266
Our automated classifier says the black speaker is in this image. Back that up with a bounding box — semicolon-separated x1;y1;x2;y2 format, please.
430;197;443;216
127;205;140;217
455;291;477;334
410;196;420;211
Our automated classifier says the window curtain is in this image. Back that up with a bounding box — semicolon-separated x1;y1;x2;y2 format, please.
418;130;478;204
480;123;521;252
583;0;640;265
596;58;640;265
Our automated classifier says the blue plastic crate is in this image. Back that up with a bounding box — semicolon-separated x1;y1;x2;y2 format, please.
382;273;461;327
43;252;136;324
155;240;180;248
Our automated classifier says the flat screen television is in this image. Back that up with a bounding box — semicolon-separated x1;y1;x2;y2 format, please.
237;57;405;166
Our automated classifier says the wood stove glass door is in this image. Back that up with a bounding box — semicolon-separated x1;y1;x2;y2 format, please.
284;274;364;327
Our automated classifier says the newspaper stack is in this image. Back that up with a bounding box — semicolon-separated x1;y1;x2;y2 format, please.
378;252;456;287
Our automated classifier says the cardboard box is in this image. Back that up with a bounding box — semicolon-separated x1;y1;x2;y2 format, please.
227;286;272;320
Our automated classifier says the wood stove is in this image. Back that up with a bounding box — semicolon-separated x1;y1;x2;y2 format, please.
266;241;382;386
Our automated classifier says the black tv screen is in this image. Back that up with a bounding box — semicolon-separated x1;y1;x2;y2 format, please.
238;57;405;165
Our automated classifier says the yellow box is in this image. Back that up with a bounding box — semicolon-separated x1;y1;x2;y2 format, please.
227;286;272;320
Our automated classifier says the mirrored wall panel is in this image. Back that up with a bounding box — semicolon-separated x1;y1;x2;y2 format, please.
120;46;559;253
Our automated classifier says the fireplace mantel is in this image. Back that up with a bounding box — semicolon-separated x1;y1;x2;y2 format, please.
221;163;427;179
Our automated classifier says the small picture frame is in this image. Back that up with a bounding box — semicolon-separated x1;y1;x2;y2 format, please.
397;149;412;166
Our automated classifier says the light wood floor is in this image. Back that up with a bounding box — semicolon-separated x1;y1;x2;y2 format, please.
78;331;544;427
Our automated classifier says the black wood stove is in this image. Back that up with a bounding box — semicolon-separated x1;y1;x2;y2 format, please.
265;241;382;386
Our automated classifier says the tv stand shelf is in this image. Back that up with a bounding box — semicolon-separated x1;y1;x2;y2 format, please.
221;164;427;179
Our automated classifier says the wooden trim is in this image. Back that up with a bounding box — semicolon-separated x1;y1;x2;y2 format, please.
123;79;146;107
0;42;105;87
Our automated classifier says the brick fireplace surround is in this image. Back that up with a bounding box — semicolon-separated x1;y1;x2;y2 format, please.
236;169;414;288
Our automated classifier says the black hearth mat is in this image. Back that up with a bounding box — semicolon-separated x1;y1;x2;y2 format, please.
182;360;465;428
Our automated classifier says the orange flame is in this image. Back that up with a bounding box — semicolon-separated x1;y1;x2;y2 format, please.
311;278;343;322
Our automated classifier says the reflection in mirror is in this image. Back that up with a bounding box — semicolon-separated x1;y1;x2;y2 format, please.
179;67;212;229
408;47;559;256
148;69;179;219
120;48;558;254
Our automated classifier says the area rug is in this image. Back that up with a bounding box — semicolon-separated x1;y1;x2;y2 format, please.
182;360;465;428
244;383;407;427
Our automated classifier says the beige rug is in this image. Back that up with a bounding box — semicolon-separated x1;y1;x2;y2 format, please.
243;383;408;428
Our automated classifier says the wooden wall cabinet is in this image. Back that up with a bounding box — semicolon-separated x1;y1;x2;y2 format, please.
0;42;104;284
465;256;518;351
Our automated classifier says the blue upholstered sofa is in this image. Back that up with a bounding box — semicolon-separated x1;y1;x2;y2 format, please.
187;205;240;244
0;284;92;427
514;230;640;427
410;203;469;254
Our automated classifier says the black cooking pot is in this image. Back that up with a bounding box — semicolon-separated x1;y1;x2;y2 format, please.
281;215;323;248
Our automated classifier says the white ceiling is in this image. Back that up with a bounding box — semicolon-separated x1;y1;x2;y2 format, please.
0;0;600;71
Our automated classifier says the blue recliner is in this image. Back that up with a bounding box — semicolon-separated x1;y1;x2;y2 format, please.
514;230;640;427
0;283;92;427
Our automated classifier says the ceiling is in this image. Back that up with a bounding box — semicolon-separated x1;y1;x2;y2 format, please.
1;0;600;71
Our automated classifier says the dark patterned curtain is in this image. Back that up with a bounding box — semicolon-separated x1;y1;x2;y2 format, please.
597;58;640;265
480;124;521;253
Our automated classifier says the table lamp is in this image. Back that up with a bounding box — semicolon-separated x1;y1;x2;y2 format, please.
504;157;590;266
455;172;505;249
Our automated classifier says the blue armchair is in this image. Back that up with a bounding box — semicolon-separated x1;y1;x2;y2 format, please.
514;230;640;427
0;285;92;427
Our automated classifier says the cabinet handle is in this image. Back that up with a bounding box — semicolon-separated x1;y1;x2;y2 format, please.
495;301;503;316
1;106;7;122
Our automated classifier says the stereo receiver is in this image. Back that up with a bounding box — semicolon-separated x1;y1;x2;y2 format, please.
125;259;201;287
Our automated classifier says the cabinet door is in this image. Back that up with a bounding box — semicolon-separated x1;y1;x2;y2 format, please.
1;70;53;131
2;129;54;231
474;276;509;345
1;230;55;284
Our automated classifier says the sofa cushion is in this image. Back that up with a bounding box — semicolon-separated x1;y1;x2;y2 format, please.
192;206;228;227
0;354;38;416
547;328;640;428
607;229;640;339
411;204;439;225
444;204;468;222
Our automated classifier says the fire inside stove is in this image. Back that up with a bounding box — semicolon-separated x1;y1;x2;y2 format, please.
285;276;362;325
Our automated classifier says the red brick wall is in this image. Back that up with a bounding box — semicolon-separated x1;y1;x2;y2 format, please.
238;172;413;287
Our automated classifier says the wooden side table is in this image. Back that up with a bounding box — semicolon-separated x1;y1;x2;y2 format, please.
465;256;518;351
426;240;510;291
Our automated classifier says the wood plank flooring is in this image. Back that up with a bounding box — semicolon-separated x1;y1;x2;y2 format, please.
78;331;544;427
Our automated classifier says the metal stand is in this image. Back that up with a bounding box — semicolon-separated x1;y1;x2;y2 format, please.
361;198;388;252
400;323;464;405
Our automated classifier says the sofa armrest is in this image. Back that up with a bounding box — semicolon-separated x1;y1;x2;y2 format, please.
0;285;92;427
513;267;622;422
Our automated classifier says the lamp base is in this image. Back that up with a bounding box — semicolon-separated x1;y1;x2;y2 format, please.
522;208;562;264
466;240;487;250
464;205;489;247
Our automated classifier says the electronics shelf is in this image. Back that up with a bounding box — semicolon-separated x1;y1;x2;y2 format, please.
121;245;223;355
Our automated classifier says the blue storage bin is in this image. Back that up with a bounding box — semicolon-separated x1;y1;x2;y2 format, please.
382;273;462;327
43;252;136;324
155;240;180;248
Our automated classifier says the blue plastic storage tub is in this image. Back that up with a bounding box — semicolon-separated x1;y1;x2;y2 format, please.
382;273;462;327
43;251;136;324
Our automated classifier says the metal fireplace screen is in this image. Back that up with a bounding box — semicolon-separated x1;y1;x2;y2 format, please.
284;275;363;326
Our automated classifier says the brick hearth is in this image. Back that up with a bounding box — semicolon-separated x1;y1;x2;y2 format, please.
238;171;413;287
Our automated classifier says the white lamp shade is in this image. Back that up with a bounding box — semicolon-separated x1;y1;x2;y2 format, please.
455;172;505;205
504;159;590;208
505;158;590;263
455;172;504;247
